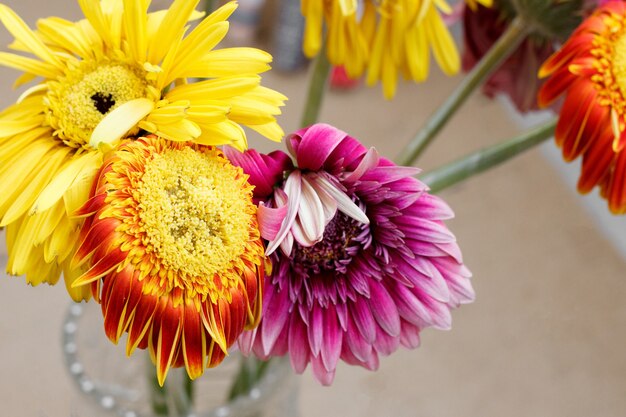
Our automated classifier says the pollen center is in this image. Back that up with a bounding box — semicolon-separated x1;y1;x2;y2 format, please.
45;60;149;149
294;210;370;274
613;32;626;98
137;147;254;283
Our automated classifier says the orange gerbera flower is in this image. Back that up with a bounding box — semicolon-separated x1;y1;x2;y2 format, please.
72;136;264;384
538;1;626;213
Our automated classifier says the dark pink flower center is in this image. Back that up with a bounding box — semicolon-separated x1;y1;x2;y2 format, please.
293;210;370;274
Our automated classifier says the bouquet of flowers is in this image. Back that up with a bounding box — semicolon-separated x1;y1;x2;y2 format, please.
0;0;623;415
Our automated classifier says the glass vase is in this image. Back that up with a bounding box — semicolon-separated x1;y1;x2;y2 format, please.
62;302;299;417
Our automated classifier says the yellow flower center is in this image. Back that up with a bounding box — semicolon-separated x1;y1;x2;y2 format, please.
591;15;626;126
613;32;626;98
136;146;254;291
45;59;150;149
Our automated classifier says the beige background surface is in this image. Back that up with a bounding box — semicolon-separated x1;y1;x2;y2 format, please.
1;1;626;416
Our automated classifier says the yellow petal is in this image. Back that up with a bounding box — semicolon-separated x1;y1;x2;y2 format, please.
46;216;81;263
37;17;93;58
182;48;272;78
123;0;148;62
164;21;229;85
424;6;459;76
0;4;63;68
1;146;69;226
302;0;323;58
64;163;98;215
338;0;357;15
247;122;284;144
151;119;201;142
0;115;45;139
90;98;155;148
32;201;65;245
147;0;200;64
63;263;92;302
166;75;260;101
195;120;246;148
0;139;58;218
31;151;100;215
77;0;113;46
0;51;60;79
405;24;429;82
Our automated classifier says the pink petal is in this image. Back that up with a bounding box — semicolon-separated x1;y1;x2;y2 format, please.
373;325;400;356
399;321;421;349
307;304;324;356
310;354;336;386
288;313;310;373
288;123;347;171
257;203;288;241
238;328;256;355
342;147;380;184
320;308;343;373
387;281;433;328
368;279;401;337
346;316;373;362
325;134;369;172
261;287;290;355
361;166;421;184
340;343;379;371
350;297;376;343
410;193;455;220
224;147;292;200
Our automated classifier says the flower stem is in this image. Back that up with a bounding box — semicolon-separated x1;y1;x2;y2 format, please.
300;42;332;128
395;16;530;166
148;355;169;416
420;119;556;193
227;356;272;401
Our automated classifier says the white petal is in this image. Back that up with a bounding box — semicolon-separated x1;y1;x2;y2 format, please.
314;175;369;225
89;98;154;148
265;171;302;256
298;175;326;243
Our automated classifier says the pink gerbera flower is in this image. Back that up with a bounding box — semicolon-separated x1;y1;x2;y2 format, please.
227;124;474;385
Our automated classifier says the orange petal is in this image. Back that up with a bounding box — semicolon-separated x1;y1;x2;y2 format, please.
578;127;614;193
155;301;182;386
103;268;133;343
200;301;228;354
127;294;158;356
607;151;626;214
72;247;125;287
538;65;579;108
72;217;119;268
206;340;227;368
74;192;106;217
182;299;206;380
538;33;593;79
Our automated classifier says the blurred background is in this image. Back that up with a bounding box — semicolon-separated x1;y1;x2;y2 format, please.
1;1;626;416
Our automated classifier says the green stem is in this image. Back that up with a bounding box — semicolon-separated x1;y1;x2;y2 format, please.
205;0;217;14
420;119;556;193
396;16;530;166
227;356;272;401
300;42;332;128
148;356;169;416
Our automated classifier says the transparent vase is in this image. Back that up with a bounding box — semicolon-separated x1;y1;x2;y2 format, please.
62;302;299;417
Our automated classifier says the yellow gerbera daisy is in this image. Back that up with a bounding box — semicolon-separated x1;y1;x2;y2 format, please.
0;0;286;300
302;0;492;99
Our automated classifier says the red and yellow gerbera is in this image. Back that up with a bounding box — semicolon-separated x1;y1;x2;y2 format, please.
538;1;626;213
72;136;265;384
